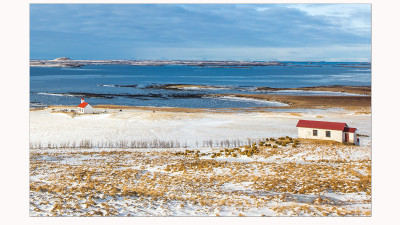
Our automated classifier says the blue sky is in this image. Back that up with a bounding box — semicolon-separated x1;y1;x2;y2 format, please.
30;4;371;61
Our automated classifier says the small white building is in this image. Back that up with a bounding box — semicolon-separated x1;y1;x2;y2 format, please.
296;119;359;145
77;98;94;114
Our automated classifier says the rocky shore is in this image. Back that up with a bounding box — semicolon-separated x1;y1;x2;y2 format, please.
256;85;371;95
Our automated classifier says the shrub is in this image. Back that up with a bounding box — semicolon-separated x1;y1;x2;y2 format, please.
232;153;237;157
273;145;278;148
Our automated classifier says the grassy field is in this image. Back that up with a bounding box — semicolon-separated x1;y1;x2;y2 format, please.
30;138;371;216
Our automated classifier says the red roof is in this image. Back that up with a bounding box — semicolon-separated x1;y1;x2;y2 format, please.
296;120;350;131
78;102;89;108
343;127;357;133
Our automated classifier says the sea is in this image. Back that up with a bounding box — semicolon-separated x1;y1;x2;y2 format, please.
30;62;371;108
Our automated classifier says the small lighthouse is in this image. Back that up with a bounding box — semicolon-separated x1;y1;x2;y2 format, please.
77;97;93;114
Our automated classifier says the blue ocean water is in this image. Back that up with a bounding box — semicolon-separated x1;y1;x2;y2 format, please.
30;62;371;108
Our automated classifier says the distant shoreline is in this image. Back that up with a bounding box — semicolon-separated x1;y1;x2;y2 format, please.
30;59;284;67
30;58;371;68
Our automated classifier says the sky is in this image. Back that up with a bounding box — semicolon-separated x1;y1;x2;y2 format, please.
30;4;371;61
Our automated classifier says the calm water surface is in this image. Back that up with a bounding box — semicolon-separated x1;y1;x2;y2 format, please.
30;62;371;108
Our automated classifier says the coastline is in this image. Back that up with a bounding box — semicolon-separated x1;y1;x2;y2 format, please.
30;85;371;112
255;85;371;95
29;86;372;217
30;59;286;68
29;59;371;69
213;94;371;111
28;3;373;217
31;92;371;114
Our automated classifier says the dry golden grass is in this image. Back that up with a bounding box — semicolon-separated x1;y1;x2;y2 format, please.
30;137;371;216
94;105;207;113
30;108;47;111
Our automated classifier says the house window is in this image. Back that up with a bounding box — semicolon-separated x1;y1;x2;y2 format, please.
326;131;331;137
313;130;318;136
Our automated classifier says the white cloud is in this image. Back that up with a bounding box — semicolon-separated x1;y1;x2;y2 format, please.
284;4;370;17
255;7;270;12
134;45;371;62
284;4;371;36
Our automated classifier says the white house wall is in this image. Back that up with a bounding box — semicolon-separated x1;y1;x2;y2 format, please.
78;104;94;114
83;105;94;114
298;127;343;142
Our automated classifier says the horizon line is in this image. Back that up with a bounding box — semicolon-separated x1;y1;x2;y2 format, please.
30;58;371;63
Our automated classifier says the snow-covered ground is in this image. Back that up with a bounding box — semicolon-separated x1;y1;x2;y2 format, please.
30;140;371;216
30;107;371;147
29;107;371;216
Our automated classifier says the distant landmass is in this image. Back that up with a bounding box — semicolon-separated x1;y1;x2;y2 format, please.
30;57;285;68
30;57;84;67
52;57;71;61
30;57;371;68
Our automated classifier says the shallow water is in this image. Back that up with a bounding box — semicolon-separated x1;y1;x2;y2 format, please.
30;62;370;108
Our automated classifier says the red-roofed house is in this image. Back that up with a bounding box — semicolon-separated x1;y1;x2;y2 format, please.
296;120;359;145
77;98;94;114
